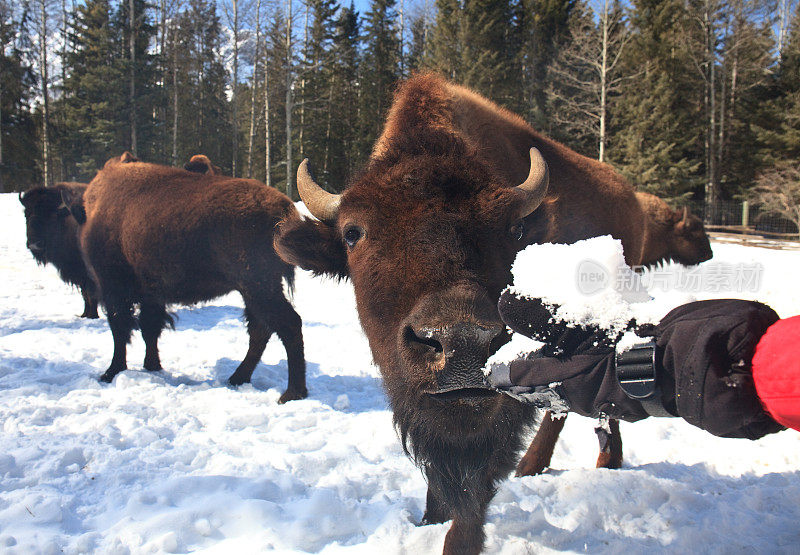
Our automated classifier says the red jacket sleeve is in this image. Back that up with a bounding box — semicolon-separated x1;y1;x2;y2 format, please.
752;315;800;433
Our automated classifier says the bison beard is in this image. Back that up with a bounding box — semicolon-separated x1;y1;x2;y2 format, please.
392;388;536;550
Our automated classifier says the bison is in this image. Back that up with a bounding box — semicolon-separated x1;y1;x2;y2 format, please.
77;153;306;402
275;74;650;553
636;191;713;267
183;154;222;176
20;183;100;319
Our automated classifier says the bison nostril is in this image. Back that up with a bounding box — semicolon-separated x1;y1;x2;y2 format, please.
404;326;444;353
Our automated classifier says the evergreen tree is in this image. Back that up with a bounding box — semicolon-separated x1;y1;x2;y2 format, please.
326;1;360;189
113;0;159;162
59;0;124;180
166;0;231;172
608;0;701;200
0;0;39;191
520;0;577;127
360;0;400;151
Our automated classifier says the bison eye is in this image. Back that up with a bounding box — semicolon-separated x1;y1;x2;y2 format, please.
509;220;525;241
343;226;364;249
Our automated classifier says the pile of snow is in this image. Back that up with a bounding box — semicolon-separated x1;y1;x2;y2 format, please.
1;194;798;553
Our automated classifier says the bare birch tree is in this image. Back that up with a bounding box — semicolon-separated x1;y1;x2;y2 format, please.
247;0;262;178
546;0;632;161
38;0;51;187
129;0;137;155
285;0;294;199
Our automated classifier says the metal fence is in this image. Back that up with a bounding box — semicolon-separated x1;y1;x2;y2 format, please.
685;200;800;239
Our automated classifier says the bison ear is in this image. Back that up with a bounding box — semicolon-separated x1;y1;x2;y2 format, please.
56;188;87;224
119;151;139;163
274;217;348;279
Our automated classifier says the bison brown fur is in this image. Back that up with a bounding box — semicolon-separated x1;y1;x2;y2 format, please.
81;154;306;402
20;183;99;318
275;74;649;553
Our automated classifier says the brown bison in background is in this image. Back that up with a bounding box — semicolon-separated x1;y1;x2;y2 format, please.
20;183;99;319
77;153;306;402
184;154;222;176
636;191;713;267
275;74;650;554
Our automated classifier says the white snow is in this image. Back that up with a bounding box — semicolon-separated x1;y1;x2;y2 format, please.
1;194;798;553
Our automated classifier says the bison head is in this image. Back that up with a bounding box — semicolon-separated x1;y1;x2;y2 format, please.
276;133;547;430
672;207;713;265
184;154;222;176
19;186;79;264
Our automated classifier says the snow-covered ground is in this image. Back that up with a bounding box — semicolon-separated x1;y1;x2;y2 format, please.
1;193;798;554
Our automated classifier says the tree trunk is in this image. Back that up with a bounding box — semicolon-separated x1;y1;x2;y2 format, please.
247;0;262;178
172;22;178;165
285;0;294;199
299;0;308;160
39;0;51;187
265;57;271;188
399;0;405;76
129;0;137;155
230;0;239;176
598;0;608;163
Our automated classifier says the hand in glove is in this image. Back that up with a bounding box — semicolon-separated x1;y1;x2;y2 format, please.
487;294;785;440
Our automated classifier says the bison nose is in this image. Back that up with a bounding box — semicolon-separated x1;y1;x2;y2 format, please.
406;322;506;394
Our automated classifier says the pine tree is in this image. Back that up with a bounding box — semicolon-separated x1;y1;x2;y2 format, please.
360;0;400;152
166;0;231;171
326;1;360;189
60;0;124;180
114;0;159;161
608;0;701;201
0;0;39;191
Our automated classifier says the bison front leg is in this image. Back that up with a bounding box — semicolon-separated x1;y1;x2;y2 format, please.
515;411;566;476
595;417;623;469
422;463;497;555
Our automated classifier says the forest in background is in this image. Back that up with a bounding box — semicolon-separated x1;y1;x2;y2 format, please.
1;0;800;226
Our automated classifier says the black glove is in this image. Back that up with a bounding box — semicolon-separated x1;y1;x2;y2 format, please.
488;294;786;440
488;294;650;421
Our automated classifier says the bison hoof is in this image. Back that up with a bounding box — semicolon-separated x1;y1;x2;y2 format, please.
227;374;250;387
515;455;549;477
99;370;122;383
421;513;448;526
81;313;100;319
278;387;308;404
143;360;162;372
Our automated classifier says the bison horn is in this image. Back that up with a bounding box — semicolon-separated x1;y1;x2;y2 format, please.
681;206;689;224
297;159;341;224
513;147;549;217
18;190;24;204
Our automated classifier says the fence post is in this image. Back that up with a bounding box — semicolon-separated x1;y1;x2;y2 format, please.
742;201;749;228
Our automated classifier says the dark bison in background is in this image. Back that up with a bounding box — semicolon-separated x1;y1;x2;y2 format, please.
184;154;222;176
636;191;713;267
275;74;651;553
77;152;306;403
20;183;99;319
